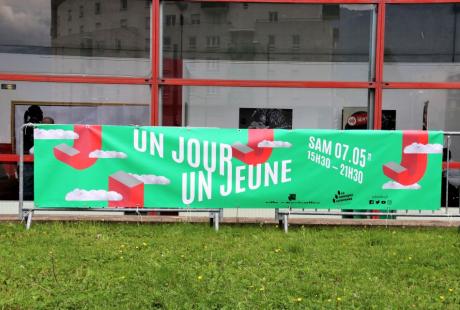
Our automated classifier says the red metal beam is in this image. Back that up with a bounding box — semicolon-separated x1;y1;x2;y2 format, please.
0;154;33;162
0;73;149;85
384;82;460;89
443;161;460;170
151;0;160;126
387;0;460;3
192;0;379;3
160;78;375;89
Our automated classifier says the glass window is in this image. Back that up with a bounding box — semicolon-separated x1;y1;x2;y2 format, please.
322;4;340;20
383;89;460;132
121;0;128;11
115;39;122;50
166;15;176;26
95;2;101;15
268;35;275;49
268;12;278;23
0;0;150;76
0;82;150;201
385;4;460;82
189;36;196;49
292;35;300;49
191;14;200;25
161;86;368;129
164;37;171;49
162;2;375;81
206;36;220;49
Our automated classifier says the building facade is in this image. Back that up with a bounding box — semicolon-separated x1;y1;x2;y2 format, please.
1;0;460;206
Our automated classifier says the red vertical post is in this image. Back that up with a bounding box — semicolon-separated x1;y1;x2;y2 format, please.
151;0;160;126
374;1;386;130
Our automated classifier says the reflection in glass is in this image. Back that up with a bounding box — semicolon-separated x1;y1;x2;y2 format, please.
0;81;150;200
0;0;151;75
161;86;368;130
162;2;374;81
385;4;460;81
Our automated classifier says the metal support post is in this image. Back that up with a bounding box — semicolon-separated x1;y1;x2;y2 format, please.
283;214;288;233
26;211;33;230
446;134;451;214
18;123;32;220
213;211;220;232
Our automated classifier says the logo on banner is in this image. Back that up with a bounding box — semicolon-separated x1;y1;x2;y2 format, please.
332;190;354;204
369;194;392;206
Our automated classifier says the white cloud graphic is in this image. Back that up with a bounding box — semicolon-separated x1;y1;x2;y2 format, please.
65;189;122;201
34;129;79;140
403;143;443;154
89;150;127;159
257;140;292;148
128;174;170;185
382;181;421;190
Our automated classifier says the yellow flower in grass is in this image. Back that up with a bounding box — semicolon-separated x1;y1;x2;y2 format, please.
142;242;147;246
448;288;453;292
440;295;445;301
197;275;203;280
295;297;302;302
337;297;342;302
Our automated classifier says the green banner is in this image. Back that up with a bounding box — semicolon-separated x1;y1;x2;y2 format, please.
34;125;443;210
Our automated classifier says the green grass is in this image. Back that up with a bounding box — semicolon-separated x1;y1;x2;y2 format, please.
0;222;459;309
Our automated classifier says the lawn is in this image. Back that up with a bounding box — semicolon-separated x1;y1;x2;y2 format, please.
0;222;459;309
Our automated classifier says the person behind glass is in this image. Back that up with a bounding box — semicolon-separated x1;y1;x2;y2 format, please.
22;105;43;201
42;116;55;125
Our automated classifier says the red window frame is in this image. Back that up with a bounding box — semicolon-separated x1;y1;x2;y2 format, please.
1;0;460;164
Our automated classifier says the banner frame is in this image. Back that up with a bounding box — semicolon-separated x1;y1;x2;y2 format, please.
18;125;460;231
